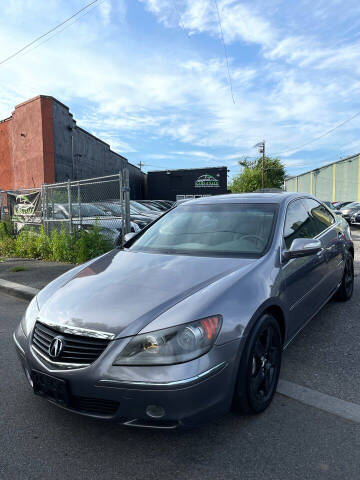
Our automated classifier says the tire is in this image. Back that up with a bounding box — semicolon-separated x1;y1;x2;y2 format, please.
233;314;282;414
335;253;354;301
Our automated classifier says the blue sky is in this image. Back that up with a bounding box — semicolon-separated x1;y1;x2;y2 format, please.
1;0;360;181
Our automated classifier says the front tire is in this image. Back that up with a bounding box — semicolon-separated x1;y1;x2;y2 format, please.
233;314;282;414
335;254;354;301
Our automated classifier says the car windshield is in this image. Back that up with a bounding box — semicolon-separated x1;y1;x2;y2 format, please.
71;204;109;217
129;203;277;257
341;202;360;210
131;201;154;214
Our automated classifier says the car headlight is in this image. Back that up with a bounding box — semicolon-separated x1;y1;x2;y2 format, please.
113;315;222;366
21;296;39;337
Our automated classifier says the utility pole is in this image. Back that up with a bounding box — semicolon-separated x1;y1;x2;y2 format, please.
254;140;265;188
261;140;265;189
138;161;144;171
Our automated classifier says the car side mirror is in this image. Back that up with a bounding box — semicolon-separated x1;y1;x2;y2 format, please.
282;238;322;262
124;232;136;243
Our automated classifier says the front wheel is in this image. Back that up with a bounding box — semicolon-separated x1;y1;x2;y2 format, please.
233;314;282;414
335;254;354;301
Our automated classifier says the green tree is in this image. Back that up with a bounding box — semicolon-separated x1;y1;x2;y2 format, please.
229;156;286;193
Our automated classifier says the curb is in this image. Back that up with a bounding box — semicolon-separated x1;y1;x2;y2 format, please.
0;279;39;301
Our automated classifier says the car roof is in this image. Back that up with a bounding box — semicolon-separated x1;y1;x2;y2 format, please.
179;192;304;206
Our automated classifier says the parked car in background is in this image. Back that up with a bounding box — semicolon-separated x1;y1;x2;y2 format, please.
333;201;354;209
322;201;349;230
52;203;140;244
323;201;340;212
14;193;354;429
350;211;360;225
137;200;164;211
339;202;360;222
130;201;160;219
96;202;154;230
135;201;160;212
139;200;173;211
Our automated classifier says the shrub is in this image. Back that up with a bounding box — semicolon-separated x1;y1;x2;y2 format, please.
14;228;39;258
0;222;113;263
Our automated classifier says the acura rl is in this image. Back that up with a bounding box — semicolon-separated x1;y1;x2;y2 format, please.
14;193;354;429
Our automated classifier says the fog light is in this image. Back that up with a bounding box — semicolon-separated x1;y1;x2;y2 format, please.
146;405;165;419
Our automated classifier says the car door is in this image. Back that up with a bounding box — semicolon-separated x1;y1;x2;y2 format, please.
302;198;344;293
281;199;327;339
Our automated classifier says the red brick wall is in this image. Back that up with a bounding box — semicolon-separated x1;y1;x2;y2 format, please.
40;97;55;184
0;119;13;190
0;96;55;190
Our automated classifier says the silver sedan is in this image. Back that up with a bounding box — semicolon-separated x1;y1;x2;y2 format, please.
14;192;354;428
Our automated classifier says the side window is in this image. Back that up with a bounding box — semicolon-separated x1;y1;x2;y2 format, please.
302;198;334;236
283;200;315;249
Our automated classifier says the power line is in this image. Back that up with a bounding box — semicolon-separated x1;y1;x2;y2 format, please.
0;0;101;66
213;0;235;104
13;0;107;61
276;110;360;157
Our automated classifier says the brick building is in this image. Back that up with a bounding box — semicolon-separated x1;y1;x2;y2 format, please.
0;96;145;198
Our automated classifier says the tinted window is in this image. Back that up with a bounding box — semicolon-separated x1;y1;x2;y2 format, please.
129;203;277;257
284;200;315;249
302;198;334;236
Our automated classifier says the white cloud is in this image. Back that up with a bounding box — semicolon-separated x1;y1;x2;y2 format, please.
171;150;216;159
140;0;275;47
1;0;360;179
99;0;112;25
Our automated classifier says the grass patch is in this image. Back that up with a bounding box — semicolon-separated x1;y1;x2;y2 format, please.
9;266;28;272
0;222;113;264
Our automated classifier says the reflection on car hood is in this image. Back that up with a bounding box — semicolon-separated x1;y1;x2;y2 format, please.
37;249;256;338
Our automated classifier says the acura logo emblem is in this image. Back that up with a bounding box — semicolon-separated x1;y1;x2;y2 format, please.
49;337;63;358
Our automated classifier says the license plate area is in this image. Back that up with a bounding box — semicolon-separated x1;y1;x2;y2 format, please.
31;370;69;407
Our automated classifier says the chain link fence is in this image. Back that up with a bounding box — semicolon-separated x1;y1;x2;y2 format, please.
1;171;132;246
42;172;131;245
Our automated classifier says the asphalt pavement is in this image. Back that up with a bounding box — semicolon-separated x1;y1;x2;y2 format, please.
0;258;73;289
1;286;360;480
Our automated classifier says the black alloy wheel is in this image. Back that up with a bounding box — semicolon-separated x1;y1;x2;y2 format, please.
234;314;282;414
335;254;354;301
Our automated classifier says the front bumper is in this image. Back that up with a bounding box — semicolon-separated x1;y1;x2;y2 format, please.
14;322;243;428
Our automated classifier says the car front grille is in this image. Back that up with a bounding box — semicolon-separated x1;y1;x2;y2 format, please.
32;321;110;366
71;395;119;416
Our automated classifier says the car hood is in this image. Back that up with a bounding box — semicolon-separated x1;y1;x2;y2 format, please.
342;207;359;214
37;249;256;338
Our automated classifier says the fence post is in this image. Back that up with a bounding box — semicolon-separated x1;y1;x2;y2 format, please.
119;172;124;244
68;179;72;235
42;184;49;235
123;169;131;235
77;182;82;228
